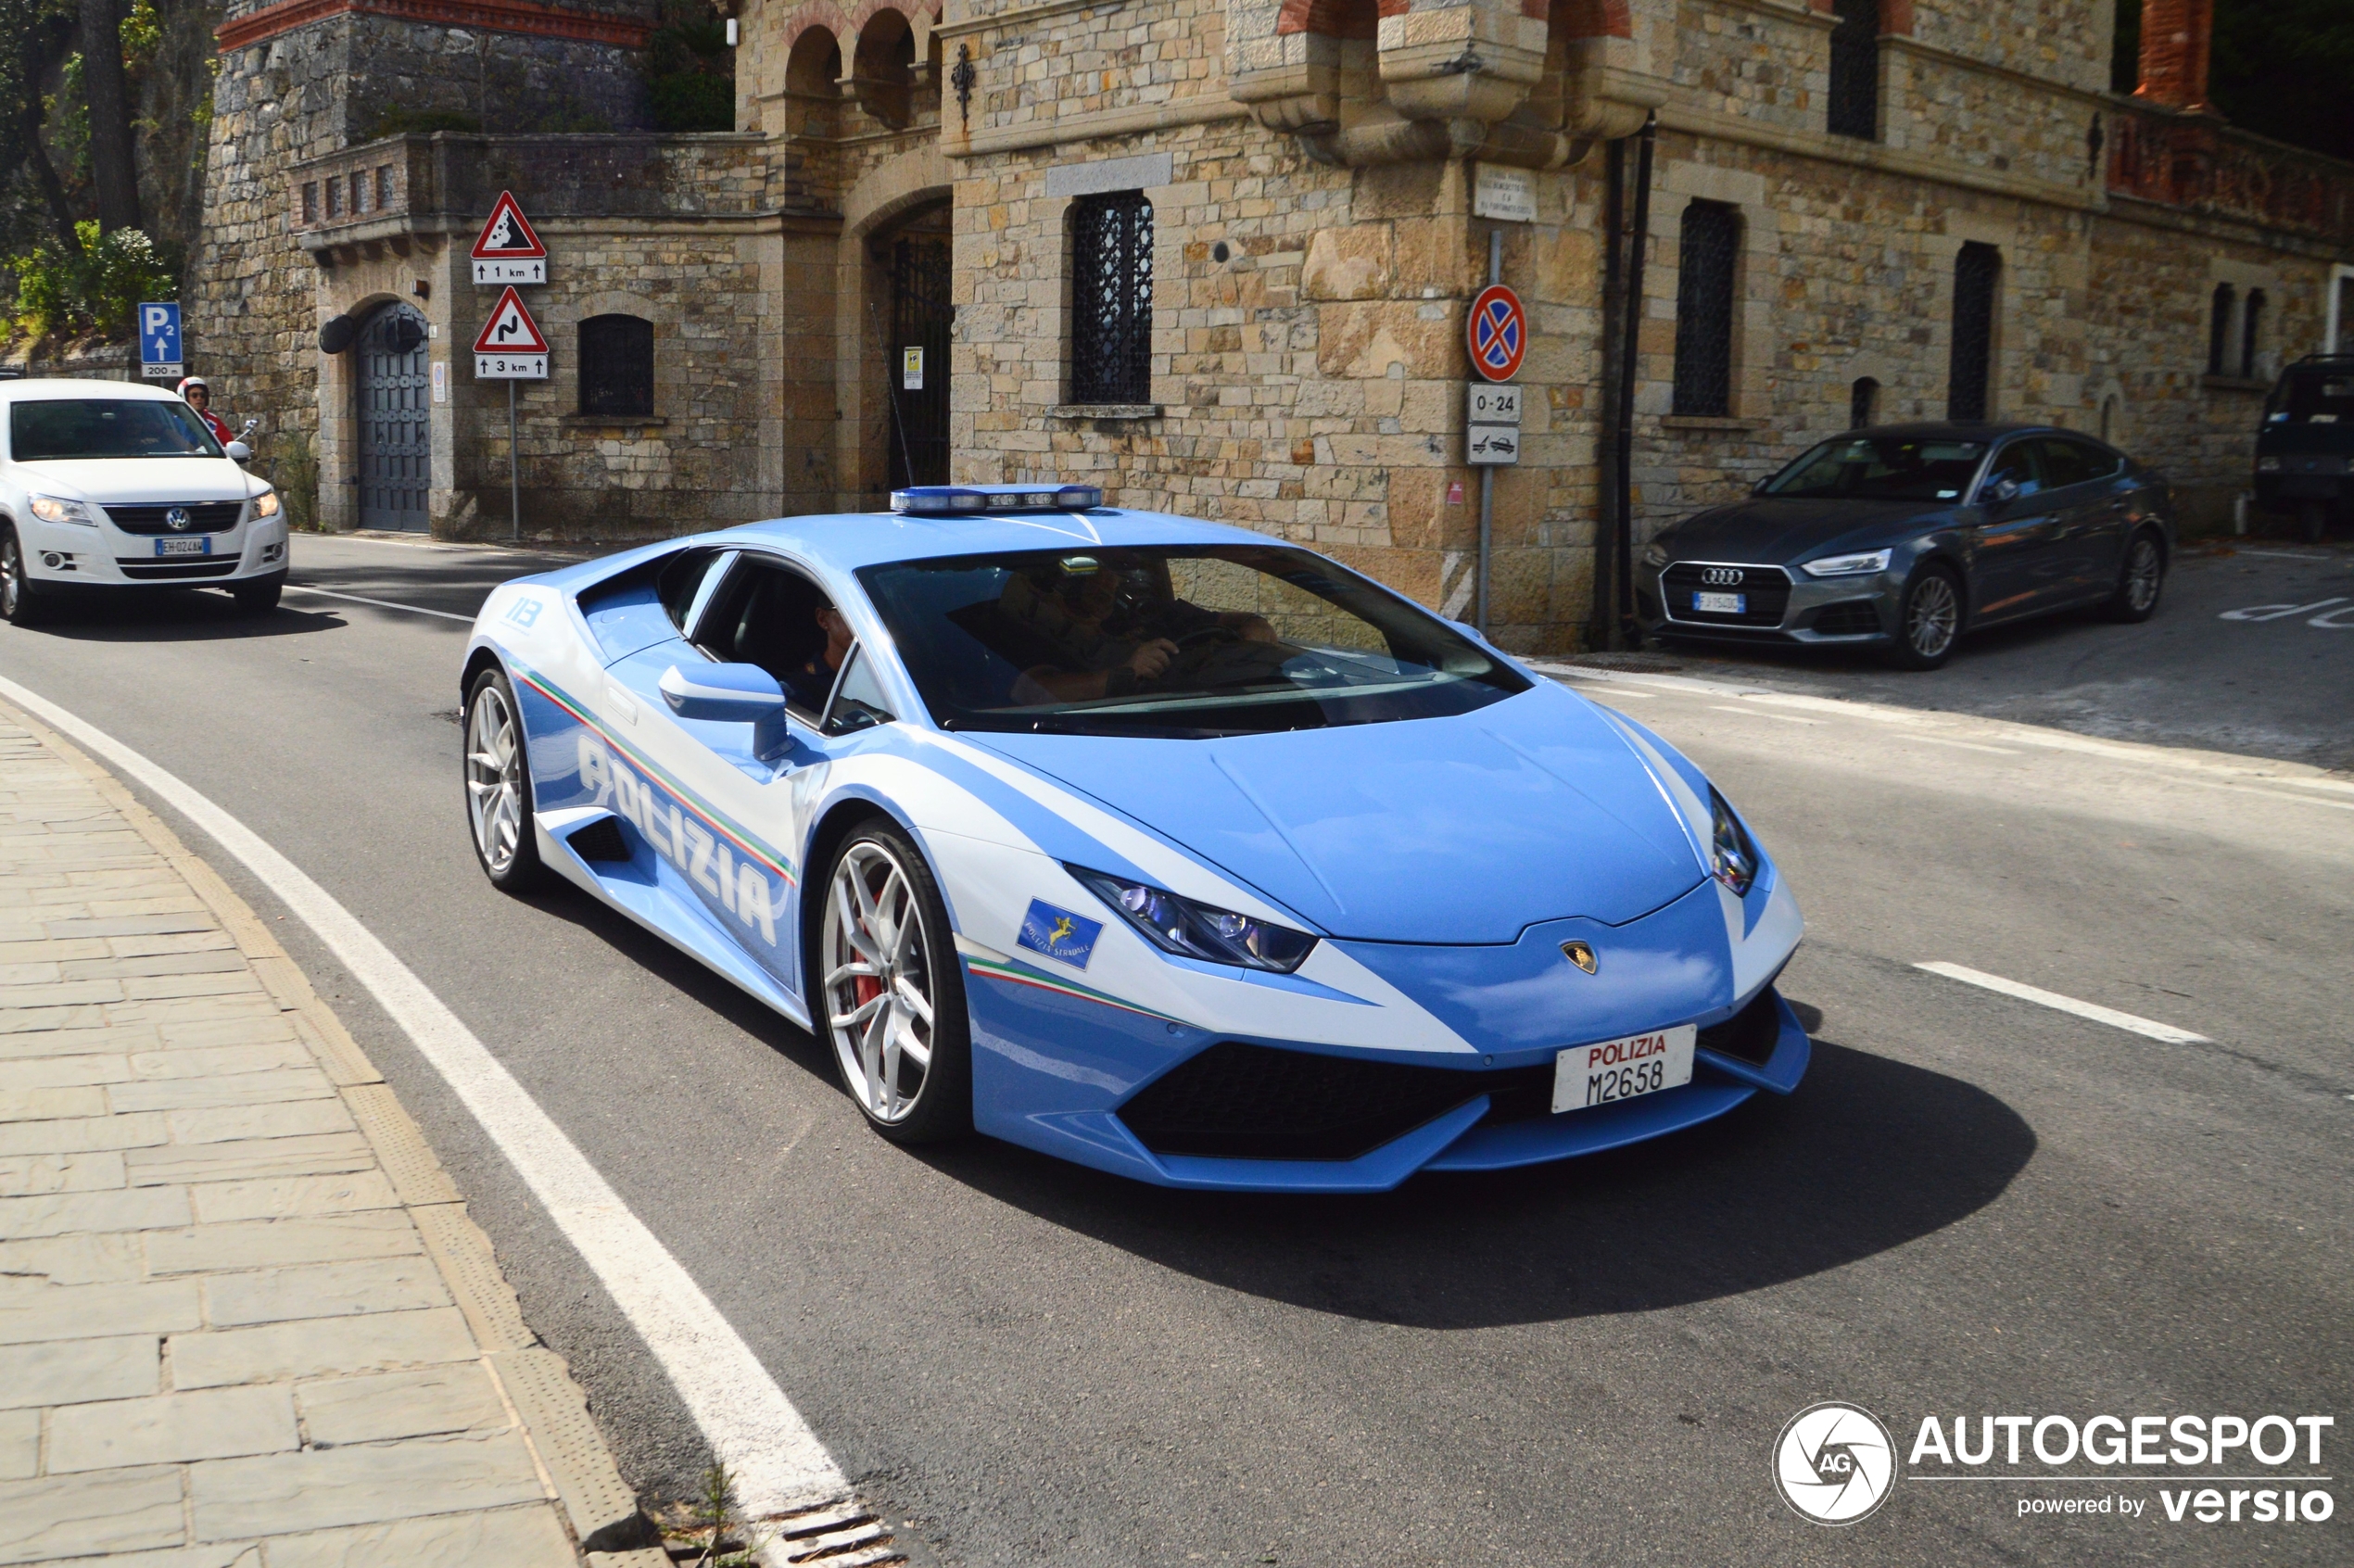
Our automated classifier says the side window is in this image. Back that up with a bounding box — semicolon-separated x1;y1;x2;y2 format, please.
1981;441;2042;499
822;648;897;736
2066;438;2124;482
2029;438;2096;490
656;548;736;638
696;558;838;714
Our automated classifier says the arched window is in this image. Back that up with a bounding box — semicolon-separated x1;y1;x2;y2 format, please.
1828;0;1880;141
578;314;654;418
852;10;915;128
1849;376;1879;429
2207;283;2235;376
1069;191;1154;405
2240;288;2266;379
784;29;842;138
1673;201;1740;418
2100;393;2122;444
1949;243;2000;421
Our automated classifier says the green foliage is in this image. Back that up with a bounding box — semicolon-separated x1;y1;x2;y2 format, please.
644;1;735;133
120;0;161;70
2210;0;2354;163
255;427;322;532
9;221;176;338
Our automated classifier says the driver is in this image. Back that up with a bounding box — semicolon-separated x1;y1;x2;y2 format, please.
999;557;1279;703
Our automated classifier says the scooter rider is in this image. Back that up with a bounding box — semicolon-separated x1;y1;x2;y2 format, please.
175;376;234;447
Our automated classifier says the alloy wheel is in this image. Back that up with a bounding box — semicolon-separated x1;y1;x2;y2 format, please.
1905;573;1959;660
1;535;19;617
2124;537;2162;613
821;839;936;1123
464;684;525;876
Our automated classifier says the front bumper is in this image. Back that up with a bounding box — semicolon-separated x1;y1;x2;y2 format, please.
17;509;287;588
1636;559;1897;646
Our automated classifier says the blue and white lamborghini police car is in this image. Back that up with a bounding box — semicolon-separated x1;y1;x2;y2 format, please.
461;484;1808;1192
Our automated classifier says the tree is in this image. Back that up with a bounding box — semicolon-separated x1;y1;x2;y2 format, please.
76;0;137;232
2210;0;2354;163
0;0;82;251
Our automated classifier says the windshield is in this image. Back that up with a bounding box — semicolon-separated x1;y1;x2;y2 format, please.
8;398;222;462
2267;371;2354;426
858;544;1530;738
1761;435;1989;502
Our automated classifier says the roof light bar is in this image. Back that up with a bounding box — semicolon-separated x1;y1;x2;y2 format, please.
891;483;1103;515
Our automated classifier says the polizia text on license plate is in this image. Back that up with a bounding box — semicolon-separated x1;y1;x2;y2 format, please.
1552;1025;1697;1112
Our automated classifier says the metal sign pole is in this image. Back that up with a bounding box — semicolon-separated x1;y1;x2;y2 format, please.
508;380;520;541
1476;228;1502;638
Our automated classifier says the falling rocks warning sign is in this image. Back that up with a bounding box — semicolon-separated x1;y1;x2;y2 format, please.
474;286;550;379
471;192;547;285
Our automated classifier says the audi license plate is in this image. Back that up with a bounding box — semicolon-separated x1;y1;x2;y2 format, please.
1692;590;1744;614
155;537;210;557
1554;1025;1697;1112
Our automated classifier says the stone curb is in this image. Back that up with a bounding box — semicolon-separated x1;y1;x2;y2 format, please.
0;697;662;1563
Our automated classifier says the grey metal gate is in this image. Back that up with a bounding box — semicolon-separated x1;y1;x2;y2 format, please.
887;236;951;487
357;304;431;531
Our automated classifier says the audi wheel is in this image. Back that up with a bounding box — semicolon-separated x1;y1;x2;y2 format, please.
1882;563;1962;671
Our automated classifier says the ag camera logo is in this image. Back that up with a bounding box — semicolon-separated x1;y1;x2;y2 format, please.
1776;1402;1898;1524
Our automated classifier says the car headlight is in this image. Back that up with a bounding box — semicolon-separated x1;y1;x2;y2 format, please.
1708;789;1759;897
2256;457;2282;473
1069;866;1317;973
1800;549;1892;577
1640;543;1670;568
251;489;281;518
27;496;94;525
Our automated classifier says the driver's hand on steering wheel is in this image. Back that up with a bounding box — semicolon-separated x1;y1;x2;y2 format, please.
1128;638;1179;682
1234;614;1277;644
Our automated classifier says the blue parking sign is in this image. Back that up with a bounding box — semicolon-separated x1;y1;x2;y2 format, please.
138;301;183;379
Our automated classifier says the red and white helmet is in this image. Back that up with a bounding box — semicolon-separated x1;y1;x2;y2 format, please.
175;375;209;398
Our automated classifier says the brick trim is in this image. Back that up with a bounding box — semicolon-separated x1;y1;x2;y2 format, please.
217;0;652;54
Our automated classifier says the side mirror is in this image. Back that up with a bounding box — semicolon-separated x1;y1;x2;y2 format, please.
1981;476;2021;508
1752;478;1772;497
224;441;252;463
659;663;788;760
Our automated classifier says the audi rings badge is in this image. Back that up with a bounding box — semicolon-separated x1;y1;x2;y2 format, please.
1701;566;1745;588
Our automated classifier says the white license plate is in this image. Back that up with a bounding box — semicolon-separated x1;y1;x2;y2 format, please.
1553;1025;1697;1112
155;537;210;557
1692;590;1744;614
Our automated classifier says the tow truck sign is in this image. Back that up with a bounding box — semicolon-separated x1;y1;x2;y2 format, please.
473;287;550;379
471;191;548;285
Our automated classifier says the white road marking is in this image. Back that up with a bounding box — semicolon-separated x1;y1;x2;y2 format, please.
1915;962;2210;1044
0;673;850;1522
284;583;475;623
2230;550;2334;561
1901;735;2019;756
1708;704;1821;725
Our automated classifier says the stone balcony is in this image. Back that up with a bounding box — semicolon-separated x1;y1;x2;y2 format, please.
2107;106;2354;248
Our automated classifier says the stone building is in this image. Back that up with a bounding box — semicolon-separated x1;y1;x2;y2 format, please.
189;0;2354;651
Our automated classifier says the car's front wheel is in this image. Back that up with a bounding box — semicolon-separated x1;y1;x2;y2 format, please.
2103;530;2166;623
1;527;51;627
1883;563;1963;670
462;667;551;892
817;820;971;1144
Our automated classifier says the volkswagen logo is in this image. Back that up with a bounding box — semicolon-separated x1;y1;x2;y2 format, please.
1774;1402;1898;1524
164;506;193;532
1701;566;1744;587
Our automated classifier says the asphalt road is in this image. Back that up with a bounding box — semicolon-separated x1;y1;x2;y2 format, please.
2;531;2347;1567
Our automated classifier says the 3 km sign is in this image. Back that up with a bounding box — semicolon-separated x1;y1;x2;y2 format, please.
473;287;550;380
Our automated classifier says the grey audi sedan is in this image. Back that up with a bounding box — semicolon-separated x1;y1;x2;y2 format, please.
1635;423;2175;669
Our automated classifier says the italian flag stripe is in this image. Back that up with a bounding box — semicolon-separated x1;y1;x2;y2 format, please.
967;955;1186;1026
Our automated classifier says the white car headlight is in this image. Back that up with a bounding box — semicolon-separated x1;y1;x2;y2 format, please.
28;495;95;525
1069;866;1317;973
2256;457;2282;473
1800;549;1892;577
251;490;282;518
1709;789;1759;897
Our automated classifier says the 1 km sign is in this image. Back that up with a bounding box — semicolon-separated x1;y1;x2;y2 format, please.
471;191;547;285
473;287;550;380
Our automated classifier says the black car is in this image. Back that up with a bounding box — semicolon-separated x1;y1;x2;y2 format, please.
1635;423;2176;670
2255;354;2354;542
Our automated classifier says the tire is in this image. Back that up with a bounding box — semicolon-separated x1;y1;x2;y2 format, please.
462;667;551;892
1881;563;1963;670
816;819;972;1144
231;572;285;613
2297;500;2331;545
1;526;50;628
2103;530;2166;623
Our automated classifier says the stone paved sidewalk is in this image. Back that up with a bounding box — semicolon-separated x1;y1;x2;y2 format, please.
0;700;671;1568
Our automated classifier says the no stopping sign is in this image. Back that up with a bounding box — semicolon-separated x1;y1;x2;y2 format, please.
1468;285;1526;382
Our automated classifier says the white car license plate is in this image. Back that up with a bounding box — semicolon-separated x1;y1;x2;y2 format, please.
155;537;210;557
1553;1025;1697;1112
1692;590;1744;614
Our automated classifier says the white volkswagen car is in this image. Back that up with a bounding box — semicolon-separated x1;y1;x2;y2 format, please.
0;378;289;625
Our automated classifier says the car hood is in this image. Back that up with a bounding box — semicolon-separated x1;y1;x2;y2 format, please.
973;687;1705;942
1661;498;1947;562
18;458;252;505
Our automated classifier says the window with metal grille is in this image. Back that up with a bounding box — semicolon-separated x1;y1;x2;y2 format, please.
2241;287;2266;378
578;314;655;418
1673;201;1740;418
1069;192;1155;405
1828;0;1880;141
2207;284;2234;375
1949;243;2000;421
1850;375;1879;429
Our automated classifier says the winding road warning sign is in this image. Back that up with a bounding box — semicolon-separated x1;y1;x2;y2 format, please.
473;286;549;379
1467;284;1526;383
472;192;547;285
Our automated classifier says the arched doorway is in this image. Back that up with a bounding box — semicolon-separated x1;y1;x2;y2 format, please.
879;202;951;489
356;302;431;531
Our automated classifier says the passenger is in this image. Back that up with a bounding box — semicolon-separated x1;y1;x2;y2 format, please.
784;602;854;711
